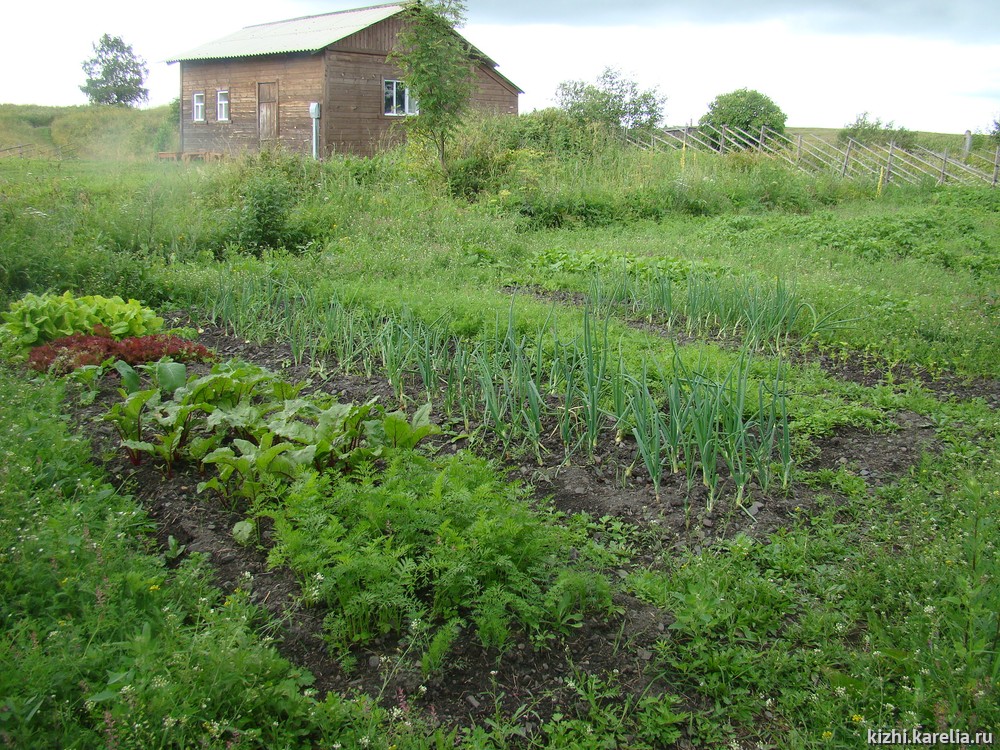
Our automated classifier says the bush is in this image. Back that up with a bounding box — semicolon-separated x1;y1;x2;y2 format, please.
700;89;787;138
211;150;318;253
838;112;917;151
486;109;616;155
556;67;666;136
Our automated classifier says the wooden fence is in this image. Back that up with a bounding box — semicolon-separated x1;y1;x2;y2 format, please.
0;143;73;160
627;124;1000;188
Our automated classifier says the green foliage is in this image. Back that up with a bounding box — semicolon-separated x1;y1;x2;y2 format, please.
540;669;688;749
1;291;163;351
222;152;307;252
48;104;175;159
531;247;722;282
3;114;1000;748
556;67;666;135
0;104;62;148
699;88;788;138
268;450;614;653
624;460;1000;746
389;0;475;170
0;370;405;749
100;357;448;496
473;109;616;155
839;112;917;151
80;34;149;108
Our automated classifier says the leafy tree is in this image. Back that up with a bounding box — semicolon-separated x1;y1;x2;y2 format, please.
388;0;475;171
699;88;787;138
80;34;149;107
990;115;1000;146
838;112;916;150
556;68;666;134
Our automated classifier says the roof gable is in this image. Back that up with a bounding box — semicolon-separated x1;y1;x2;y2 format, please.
167;3;404;62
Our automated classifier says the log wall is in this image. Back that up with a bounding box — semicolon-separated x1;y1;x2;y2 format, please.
178;16;519;158
179;54;324;155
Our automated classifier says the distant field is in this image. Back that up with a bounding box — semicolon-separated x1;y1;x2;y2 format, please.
786;125;988;153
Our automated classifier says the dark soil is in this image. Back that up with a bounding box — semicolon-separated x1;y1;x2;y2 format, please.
62;307;974;743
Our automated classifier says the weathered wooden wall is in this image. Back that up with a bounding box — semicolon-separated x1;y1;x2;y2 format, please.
179;15;519;158
322;16;519;157
473;66;519;116
179;54;324;155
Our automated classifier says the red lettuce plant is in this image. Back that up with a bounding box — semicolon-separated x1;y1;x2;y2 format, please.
29;334;214;374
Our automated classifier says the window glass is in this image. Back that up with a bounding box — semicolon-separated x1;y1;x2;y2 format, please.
384;80;417;116
384;80;395;115
217;90;230;121
192;92;205;122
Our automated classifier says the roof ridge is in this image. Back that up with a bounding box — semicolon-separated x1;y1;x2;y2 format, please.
242;2;405;30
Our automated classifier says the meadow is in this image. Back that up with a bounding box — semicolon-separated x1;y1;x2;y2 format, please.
1;112;998;749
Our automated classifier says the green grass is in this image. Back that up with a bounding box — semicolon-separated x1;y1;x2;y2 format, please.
0;368;418;749
515;199;1000;376
1;129;999;747
628;443;1000;747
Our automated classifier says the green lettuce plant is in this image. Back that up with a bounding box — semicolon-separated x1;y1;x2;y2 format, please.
1;291;163;350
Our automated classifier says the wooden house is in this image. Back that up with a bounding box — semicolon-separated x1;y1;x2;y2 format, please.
167;2;520;158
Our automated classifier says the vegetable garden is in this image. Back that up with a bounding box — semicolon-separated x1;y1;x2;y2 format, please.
1;130;998;748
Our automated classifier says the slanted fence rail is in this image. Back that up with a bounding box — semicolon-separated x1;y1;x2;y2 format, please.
0;143;73;160
627;125;1000;188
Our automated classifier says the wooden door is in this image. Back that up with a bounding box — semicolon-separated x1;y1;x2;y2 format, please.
258;82;277;145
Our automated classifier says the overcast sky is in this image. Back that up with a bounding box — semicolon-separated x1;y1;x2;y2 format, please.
3;0;998;133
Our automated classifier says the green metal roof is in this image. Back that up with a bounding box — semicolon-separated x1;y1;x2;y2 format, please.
167;3;405;62
166;2;521;94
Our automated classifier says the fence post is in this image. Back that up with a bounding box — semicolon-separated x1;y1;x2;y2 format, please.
720;125;727;154
886;141;895;185
939;149;949;185
796;134;803;164
963;130;973;159
993;146;999;187
841;140;853;178
758;125;766;153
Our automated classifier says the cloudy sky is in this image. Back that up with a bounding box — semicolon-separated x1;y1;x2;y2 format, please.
3;0;998;133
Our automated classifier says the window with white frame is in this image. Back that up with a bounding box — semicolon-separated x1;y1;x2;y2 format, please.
217;90;230;121
192;92;205;122
384;79;418;116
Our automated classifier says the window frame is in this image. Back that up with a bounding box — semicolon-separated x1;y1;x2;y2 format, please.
383;79;418;117
192;91;205;123
216;89;230;122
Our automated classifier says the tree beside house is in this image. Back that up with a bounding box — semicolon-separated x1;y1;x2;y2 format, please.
167;2;520;158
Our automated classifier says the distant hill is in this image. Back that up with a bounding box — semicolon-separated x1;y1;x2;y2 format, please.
786;126;989;153
0;103;176;160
